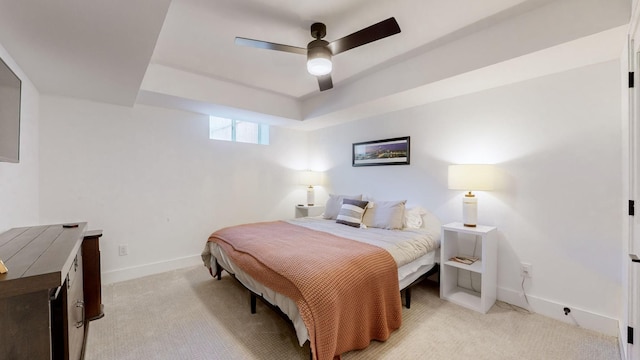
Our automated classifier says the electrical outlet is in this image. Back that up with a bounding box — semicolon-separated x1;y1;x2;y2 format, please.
521;262;532;278
118;244;129;256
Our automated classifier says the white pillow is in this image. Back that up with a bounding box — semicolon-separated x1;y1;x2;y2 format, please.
362;200;407;230
403;206;427;229
323;194;362;220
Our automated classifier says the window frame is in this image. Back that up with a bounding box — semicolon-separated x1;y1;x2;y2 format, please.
209;116;269;145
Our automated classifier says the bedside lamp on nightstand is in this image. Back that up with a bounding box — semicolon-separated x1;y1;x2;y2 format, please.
299;170;323;206
448;164;495;227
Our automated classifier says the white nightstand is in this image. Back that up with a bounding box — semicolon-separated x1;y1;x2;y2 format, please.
295;205;324;218
440;222;497;313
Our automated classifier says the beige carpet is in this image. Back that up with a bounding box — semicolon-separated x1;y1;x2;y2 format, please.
85;266;619;360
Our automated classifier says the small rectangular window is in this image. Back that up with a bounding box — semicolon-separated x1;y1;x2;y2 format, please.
209;116;232;141
209;116;269;145
235;120;258;144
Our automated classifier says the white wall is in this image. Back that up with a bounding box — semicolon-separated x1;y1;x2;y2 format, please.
38;97;309;283
0;43;39;232
309;60;622;335
32;52;623;337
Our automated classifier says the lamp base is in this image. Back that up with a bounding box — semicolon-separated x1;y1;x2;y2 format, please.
462;195;478;227
307;186;315;206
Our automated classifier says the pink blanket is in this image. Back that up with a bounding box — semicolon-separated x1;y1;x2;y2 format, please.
208;221;402;360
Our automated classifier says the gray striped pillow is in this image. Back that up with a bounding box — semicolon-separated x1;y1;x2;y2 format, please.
336;199;369;228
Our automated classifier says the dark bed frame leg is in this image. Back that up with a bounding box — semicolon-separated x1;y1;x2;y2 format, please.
215;263;222;280
250;293;257;314
402;263;440;309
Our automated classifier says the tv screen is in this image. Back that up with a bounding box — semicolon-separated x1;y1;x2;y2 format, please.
0;56;21;163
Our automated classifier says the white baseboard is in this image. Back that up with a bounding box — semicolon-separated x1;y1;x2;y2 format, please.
102;254;203;285
498;286;619;337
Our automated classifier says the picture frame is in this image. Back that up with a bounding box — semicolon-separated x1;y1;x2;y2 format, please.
352;136;410;167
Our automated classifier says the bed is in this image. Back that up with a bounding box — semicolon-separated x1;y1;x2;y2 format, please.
201;198;441;360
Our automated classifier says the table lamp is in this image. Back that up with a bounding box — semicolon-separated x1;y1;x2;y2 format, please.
448;164;495;227
300;170;322;206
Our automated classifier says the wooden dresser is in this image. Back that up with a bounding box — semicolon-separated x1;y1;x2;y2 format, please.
0;223;104;360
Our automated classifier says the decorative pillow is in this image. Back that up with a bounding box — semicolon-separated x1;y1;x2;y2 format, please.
323;194;362;220
336;199;369;228
403;206;427;229
362;200;407;230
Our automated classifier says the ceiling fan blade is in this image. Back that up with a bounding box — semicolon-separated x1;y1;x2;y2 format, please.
235;37;307;55
328;17;401;56
318;74;333;91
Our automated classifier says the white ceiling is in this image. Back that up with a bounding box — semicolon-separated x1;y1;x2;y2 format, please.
0;0;631;129
151;0;532;97
0;0;171;106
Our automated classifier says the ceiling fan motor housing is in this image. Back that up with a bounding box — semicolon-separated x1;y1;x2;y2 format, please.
307;39;330;53
307;39;331;60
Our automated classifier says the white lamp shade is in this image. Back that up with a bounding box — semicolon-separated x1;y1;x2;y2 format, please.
448;164;495;191
299;170;323;186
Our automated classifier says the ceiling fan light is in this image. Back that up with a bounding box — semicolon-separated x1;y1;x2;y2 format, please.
307;43;332;76
307;57;332;76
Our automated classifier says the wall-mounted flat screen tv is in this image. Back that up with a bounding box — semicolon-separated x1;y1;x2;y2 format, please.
0;56;21;163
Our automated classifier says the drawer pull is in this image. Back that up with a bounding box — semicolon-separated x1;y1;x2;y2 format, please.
75;300;85;328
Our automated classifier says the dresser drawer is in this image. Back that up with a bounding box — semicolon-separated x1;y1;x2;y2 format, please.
66;250;85;360
51;248;86;360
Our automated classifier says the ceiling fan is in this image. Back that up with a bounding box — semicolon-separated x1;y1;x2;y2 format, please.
235;17;401;92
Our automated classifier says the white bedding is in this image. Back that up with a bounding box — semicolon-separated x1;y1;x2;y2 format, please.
285;217;440;267
203;217;441;346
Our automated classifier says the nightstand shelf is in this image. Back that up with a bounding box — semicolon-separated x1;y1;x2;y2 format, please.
295;205;324;218
443;259;483;273
443;287;482;310
440;222;497;313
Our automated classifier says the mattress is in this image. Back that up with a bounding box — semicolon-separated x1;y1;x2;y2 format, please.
203;217;440;346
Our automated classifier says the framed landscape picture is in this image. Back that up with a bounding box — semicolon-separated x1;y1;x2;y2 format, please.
352;136;410;167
